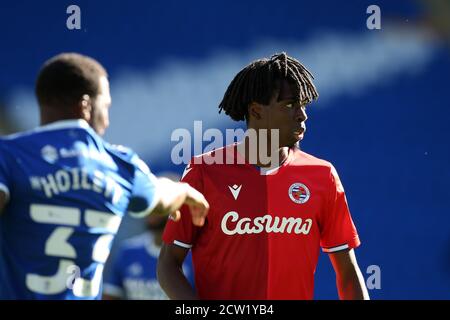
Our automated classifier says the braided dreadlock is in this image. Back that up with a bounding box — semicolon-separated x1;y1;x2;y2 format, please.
218;52;319;122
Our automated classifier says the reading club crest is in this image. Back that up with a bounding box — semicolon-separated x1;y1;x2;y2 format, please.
289;183;310;204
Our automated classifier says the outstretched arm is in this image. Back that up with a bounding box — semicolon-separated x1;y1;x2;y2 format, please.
328;249;370;300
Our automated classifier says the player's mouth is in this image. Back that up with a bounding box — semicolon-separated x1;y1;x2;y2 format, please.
293;123;306;134
292;123;306;141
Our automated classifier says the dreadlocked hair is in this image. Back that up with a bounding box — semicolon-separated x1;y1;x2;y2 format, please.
218;52;319;122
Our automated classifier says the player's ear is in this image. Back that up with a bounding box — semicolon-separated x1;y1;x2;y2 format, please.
248;102;263;121
79;94;92;122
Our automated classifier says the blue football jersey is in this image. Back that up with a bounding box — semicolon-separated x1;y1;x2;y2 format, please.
103;232;194;300
0;119;159;299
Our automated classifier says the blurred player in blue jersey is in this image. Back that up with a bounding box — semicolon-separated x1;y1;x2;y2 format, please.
0;53;209;300
102;211;195;300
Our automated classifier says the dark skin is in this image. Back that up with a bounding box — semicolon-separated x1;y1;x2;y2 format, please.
158;79;369;300
240;79;308;167
158;243;196;299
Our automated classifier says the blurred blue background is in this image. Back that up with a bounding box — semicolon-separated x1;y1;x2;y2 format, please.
0;0;449;299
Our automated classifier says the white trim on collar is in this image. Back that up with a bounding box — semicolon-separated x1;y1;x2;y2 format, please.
3;119;92;141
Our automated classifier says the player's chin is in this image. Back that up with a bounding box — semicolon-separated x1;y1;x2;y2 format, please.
293;131;305;143
284;135;303;148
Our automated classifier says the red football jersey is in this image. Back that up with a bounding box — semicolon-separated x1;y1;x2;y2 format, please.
163;144;360;299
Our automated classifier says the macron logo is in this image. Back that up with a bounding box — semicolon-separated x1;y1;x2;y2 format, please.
228;184;242;200
181;165;193;180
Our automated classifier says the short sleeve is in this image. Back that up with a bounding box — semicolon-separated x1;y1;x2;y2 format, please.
127;155;160;218
0;142;11;202
162;160;203;249
102;248;125;298
319;165;360;253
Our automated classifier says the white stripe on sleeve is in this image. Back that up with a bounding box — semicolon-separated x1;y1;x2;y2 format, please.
173;240;192;249
322;243;349;253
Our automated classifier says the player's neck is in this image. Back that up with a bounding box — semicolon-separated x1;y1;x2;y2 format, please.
238;134;289;168
40;107;85;126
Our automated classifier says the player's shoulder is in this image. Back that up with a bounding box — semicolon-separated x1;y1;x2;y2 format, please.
193;144;235;165
0;128;35;145
188;143;238;168
181;144;236;181
105;143;150;174
0;120;94;150
0;141;8;174
105;143;135;159
293;148;332;166
0;132;30;158
290;148;335;174
0;136;7;149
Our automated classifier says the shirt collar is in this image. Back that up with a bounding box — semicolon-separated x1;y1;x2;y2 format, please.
34;119;91;133
235;142;294;175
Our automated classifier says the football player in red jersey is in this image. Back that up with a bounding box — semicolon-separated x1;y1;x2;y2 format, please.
158;53;369;300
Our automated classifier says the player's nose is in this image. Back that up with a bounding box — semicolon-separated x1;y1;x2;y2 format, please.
295;107;307;123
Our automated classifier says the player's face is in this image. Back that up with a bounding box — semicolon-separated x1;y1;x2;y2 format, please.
264;80;308;147
89;76;111;136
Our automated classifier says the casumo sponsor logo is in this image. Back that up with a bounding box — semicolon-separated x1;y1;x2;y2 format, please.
221;211;313;235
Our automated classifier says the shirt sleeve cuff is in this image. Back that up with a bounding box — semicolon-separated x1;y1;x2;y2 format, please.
321;236;361;253
172;240;193;249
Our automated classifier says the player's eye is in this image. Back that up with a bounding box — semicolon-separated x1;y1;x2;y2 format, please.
285;103;293;108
